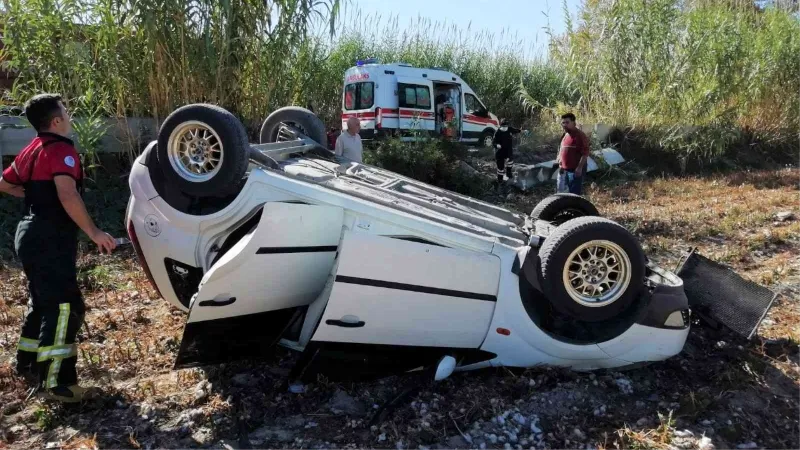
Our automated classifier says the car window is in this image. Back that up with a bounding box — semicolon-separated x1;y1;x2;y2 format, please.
403;86;417;106
344;84;356;110
416;87;430;108
465;93;481;113
344;82;375;110
399;83;431;109
359;82;374;109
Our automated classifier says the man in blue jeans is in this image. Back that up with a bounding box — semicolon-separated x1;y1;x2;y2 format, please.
556;113;590;195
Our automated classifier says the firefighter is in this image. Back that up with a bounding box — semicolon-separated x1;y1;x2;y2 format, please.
492;119;522;187
0;93;116;403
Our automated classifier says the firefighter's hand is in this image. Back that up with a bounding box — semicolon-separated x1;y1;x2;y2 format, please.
495;144;501;149
91;229;117;254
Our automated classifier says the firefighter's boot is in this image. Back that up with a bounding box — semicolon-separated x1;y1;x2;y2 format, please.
38;384;99;403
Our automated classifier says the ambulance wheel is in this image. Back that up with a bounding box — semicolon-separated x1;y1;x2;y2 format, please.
260;106;327;147
480;130;494;148
531;194;600;226
157;103;250;197
538;217;645;322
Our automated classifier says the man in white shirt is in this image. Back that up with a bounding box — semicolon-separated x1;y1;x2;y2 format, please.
334;117;363;163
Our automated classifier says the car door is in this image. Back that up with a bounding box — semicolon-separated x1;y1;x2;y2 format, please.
463;92;495;143
397;77;435;136
174;202;344;368
294;231;500;382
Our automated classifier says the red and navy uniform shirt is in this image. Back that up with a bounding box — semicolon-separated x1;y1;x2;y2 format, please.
2;132;83;222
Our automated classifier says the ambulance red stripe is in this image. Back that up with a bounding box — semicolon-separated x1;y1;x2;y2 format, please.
341;112;376;119
464;114;498;126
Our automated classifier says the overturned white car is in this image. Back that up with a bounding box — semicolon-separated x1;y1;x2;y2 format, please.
125;104;690;383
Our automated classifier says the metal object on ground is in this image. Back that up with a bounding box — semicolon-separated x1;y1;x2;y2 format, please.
676;248;778;339
509;148;625;192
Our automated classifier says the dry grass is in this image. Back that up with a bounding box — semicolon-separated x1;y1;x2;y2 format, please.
616;411;675;450
585;168;800;343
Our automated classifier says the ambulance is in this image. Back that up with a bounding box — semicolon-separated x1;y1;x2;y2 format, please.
341;59;500;147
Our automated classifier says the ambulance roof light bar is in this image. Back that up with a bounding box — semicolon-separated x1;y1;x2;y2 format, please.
356;57;380;66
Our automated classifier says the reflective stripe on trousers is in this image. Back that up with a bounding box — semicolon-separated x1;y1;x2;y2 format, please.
16;217;84;389
37;303;76;388
18;337;39;353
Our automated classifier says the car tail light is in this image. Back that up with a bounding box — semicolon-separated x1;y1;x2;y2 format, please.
375;107;382;129
127;219;162;298
663;310;690;328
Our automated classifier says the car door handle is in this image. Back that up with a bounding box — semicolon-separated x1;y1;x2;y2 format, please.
326;316;365;328
199;297;236;307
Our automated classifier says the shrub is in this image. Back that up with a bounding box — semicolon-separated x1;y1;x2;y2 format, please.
365;138;489;197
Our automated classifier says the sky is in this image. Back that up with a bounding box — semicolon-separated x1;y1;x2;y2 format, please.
342;0;583;56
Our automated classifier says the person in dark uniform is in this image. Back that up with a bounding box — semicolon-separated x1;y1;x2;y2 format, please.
0;93;116;403
492;118;522;187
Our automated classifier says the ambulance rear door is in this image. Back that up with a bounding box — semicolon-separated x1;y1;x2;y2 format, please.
342;71;377;137
396;77;435;135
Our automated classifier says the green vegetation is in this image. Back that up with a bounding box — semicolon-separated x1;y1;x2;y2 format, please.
0;0;797;171
0;0;342;131
532;0;800;169
364;137;490;197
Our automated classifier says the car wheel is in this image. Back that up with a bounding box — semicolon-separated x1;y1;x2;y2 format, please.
480;130;494;149
259;106;327;147
531;194;600;226
538;217;645;322
157;103;250;197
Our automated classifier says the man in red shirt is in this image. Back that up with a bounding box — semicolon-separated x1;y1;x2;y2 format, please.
0;94;116;403
556;113;590;195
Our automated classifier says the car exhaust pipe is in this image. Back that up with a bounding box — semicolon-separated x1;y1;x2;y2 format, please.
248;123;330;166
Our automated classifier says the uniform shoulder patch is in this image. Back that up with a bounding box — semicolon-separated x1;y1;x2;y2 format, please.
64;155;76;168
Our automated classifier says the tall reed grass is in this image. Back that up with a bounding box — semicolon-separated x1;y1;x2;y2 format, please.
0;0;796;168
0;0;341;130
0;0;570;127
527;0;800;167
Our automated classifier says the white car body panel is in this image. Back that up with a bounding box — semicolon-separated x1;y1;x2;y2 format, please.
127;135;690;380
479;245;614;367
188;203;344;323
596;324;691;361
311;231;498;348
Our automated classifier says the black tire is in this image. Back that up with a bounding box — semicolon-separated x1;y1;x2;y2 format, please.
156;103;250;198
259;106;327;147
480;130;494;148
531;193;600;226
538;217;645;322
